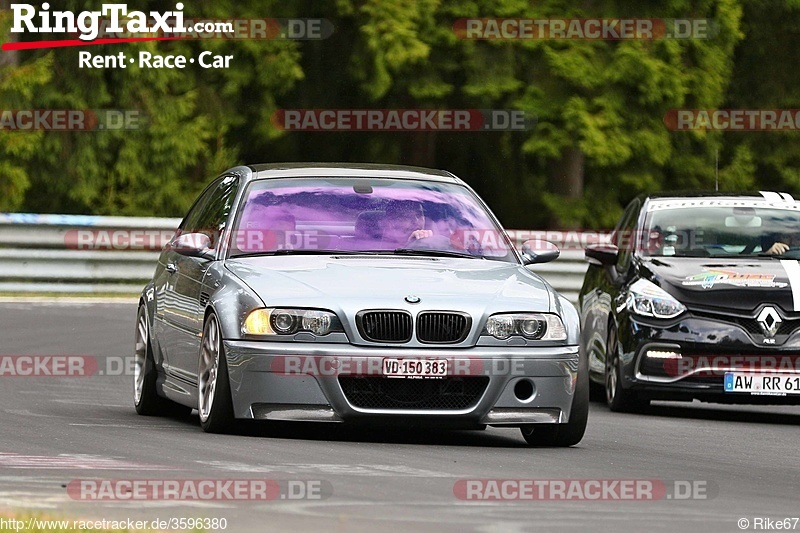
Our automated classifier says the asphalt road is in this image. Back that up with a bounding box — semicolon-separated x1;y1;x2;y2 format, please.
0;301;798;533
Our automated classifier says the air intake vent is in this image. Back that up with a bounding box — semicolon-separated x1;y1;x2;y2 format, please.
339;376;489;410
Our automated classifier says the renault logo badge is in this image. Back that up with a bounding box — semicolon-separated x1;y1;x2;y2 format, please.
757;306;782;338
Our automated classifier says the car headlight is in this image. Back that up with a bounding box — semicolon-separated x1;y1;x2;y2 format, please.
626;279;686;319
482;313;567;341
243;308;344;336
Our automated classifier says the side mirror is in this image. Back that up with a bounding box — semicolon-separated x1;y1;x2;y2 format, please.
585;244;619;266
520;239;560;265
170;232;214;259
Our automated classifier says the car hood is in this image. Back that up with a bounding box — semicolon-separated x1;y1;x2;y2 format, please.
224;255;554;314
640;256;799;312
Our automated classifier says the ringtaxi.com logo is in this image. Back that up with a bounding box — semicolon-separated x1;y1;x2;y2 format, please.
66;479;333;501
453;479;716;501
10;3;211;42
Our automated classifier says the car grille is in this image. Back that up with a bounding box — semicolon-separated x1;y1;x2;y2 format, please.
416;312;471;343
639;351;800;381
691;310;800;336
357;311;413;343
735;317;797;336
640;355;725;383
680;374;724;385
339;376;489;410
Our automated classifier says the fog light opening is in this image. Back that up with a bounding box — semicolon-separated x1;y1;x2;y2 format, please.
514;379;536;403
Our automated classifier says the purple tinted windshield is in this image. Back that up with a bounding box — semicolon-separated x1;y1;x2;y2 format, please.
229;177;515;261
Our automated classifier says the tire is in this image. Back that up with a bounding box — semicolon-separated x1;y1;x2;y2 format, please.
520;362;589;447
604;325;648;413
198;312;235;433
134;305;192;418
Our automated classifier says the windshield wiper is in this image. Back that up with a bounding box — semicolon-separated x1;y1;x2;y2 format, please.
230;248;484;259
230;249;378;258
390;248;483;259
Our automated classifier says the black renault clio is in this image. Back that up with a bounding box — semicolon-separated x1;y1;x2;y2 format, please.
579;192;800;411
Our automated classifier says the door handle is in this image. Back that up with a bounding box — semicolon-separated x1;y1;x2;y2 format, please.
165;262;177;274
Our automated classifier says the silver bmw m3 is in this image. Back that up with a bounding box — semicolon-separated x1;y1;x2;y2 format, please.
134;163;588;446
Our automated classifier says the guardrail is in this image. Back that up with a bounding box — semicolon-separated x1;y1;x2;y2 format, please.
0;214;590;302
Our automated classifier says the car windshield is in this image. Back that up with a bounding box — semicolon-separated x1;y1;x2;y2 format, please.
228;177;516;262
642;201;800;257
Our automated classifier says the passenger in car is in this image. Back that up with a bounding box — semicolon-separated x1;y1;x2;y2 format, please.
239;200;297;251
354;210;383;241
380;200;433;247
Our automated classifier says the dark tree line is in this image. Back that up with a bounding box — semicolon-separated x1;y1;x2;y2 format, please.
1;0;798;229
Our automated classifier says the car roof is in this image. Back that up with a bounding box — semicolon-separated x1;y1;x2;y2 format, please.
641;191;794;202
244;163;462;184
637;192;800;220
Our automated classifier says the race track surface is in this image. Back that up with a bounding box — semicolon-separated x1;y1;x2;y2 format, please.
0;302;797;532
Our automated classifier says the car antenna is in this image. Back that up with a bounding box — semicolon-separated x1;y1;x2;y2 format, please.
715;149;719;191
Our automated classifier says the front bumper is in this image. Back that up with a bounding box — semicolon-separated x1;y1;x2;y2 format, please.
223;340;579;425
619;313;800;404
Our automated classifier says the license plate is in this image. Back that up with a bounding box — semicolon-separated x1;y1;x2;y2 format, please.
382;358;448;378
724;372;800;395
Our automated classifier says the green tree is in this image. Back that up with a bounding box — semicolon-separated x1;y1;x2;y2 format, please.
515;0;744;228
5;0;796;233
14;0;303;216
0;7;52;211
273;0;745;229
721;0;800;195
